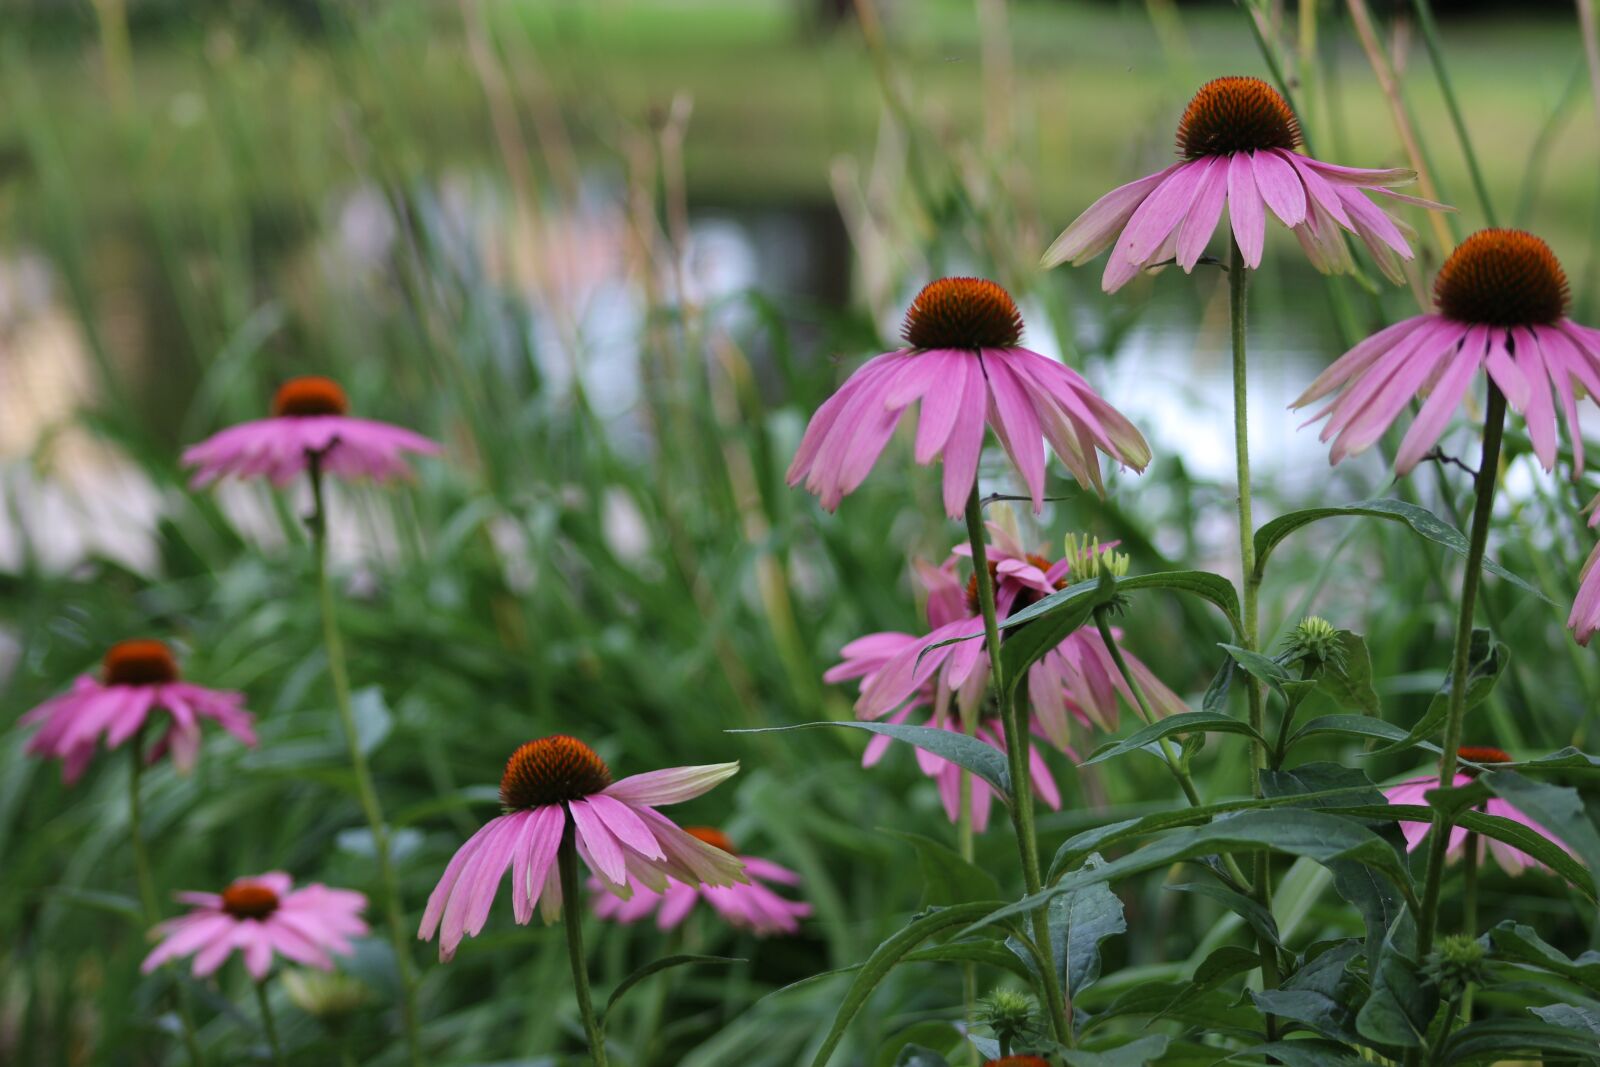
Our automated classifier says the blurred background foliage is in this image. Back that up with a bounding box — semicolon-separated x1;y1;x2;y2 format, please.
1;0;1598;1064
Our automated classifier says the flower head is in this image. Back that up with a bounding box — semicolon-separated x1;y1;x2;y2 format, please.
1046;75;1448;290
1382;746;1571;875
1295;229;1600;476
181;376;440;488
141;872;368;981
591;826;812;936
786;277;1150;518
1281;616;1345;674
1569;519;1600;644
20;639;257;784
418;737;744;961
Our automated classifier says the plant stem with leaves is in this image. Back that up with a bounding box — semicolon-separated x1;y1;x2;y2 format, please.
307;459;425;1067
559;831;609;1066
964;487;1071;1045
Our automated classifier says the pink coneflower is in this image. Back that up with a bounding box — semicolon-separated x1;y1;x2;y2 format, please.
1046;76;1446;290
826;523;1184;750
1295;229;1600;474
1570;510;1600;645
418;736;745;961
20;639;256;784
1383;746;1570;875
590;827;812;936
182;376;440;487
785;277;1150;517
141;872;368;980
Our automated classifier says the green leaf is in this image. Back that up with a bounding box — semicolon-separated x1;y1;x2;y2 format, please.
889;1046;952;1067
1053;854;1126;994
1202;657;1235;714
1218;1040;1372;1066
731;722;1010;796
1318;631;1380;717
1061;1035;1171;1066
883;829;1001;907
1482;769;1600;899
995;570;1117;687
1485;921;1600;991
1251;498;1551;602
1047;785;1398;881
1218;643;1295;698
1193;945;1262;989
1370;630;1509;756
808;902;1008;1067
44;886;143;924
902;940;1035;983
603;955;743;1018
1000;570;1242;636
1442;1018;1600;1061
1355;916;1436;1048
1080;711;1269;768
1250;941;1366;1046
1289;715;1410;747
1168;882;1281;950
981;810;1415;936
1528;1002;1600;1037
1079;980;1263;1037
876;1022;962;1067
1515;747;1600;773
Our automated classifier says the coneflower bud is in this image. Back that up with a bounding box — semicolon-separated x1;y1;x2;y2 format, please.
976;989;1039;1053
1422;934;1488;1001
1064;532;1129;580
1282;616;1345;674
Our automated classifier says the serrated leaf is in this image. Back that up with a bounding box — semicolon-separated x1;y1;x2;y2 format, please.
1250;498;1551;602
1053;854;1126;995
731;721;1010;796
1528;1002;1600;1037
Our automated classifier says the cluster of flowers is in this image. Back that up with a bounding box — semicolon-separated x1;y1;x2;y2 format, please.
18;72;1592;1061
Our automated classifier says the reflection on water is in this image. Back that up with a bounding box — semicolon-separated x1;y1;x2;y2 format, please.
0;170;1419;573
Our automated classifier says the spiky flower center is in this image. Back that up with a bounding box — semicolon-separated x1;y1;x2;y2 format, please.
966;554;1060;616
221;883;281;920
1434;229;1569;327
1457;745;1512;765
500;735;613;810
103;639;180;687
272;376;350;417
686;826;737;853
1176;76;1302;159
902;278;1023;350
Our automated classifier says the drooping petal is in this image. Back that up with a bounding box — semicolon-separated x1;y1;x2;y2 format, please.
1043;165;1178;268
603;762;740;806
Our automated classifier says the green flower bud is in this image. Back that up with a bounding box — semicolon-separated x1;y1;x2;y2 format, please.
1282;616;1346;673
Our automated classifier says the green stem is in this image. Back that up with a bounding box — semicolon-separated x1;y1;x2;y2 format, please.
1409;0;1499;227
963;487;1071;1046
1460;831;1479;1024
307;459;425;1067
1415;386;1506;959
1093;609;1254;895
130;741;207;1067
255;981;287;1067
559;830;609;1066
1228;239;1282;1026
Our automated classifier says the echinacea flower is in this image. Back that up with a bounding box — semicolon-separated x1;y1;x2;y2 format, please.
1569;511;1600;645
20;639;256;784
418;736;746;961
1046;76;1447;290
826;521;1185;749
786;277;1150;517
1295;229;1600;474
1382;746;1572;875
590;826;812;936
182;376;440;488
141;872;368;980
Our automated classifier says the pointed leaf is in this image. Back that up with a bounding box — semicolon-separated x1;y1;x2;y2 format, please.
731;721;1010;796
1081;711;1269;767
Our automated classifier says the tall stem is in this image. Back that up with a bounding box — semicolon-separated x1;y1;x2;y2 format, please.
1415;386;1506;957
130;741;207;1067
307;460;425;1067
1460;832;1480;1023
255;981;287;1067
559;831;609;1066
963;487;1071;1045
1228;240;1282;1022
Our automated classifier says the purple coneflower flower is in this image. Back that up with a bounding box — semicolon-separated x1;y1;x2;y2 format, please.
1295;229;1600;474
418;736;745;961
786;277;1149;517
591;827;812;936
1046;76;1446;290
142;872;368;980
1382;746;1572;875
182;376;439;487
1569;505;1600;645
21;639;256;784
